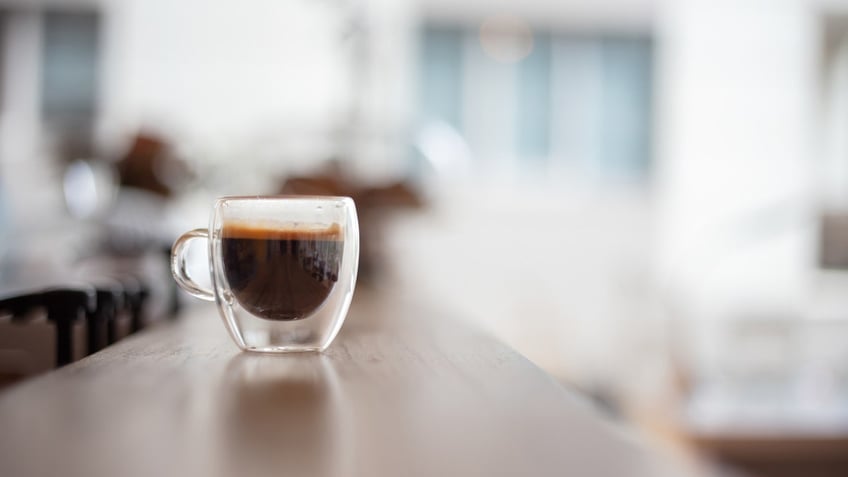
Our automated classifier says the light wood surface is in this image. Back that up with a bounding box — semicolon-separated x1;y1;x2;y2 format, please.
0;287;695;477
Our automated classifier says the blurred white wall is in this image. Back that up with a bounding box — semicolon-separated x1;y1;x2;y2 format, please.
655;0;819;378
100;0;419;184
98;0;351;160
387;181;658;392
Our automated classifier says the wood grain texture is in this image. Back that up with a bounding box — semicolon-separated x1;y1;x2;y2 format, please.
0;287;696;477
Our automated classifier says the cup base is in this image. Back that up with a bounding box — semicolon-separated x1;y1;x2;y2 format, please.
243;345;325;353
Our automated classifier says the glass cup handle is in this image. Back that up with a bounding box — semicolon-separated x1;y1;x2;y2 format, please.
170;228;215;302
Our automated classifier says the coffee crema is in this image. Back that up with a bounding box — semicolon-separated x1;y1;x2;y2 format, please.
221;222;343;321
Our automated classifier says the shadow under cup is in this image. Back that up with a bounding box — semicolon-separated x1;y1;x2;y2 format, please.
172;196;359;352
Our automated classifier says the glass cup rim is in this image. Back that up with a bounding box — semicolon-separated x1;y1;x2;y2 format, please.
216;194;354;203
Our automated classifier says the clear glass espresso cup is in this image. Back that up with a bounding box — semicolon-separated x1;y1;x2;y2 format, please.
171;196;359;352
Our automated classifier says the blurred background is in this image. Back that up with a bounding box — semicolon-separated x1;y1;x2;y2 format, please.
1;0;848;475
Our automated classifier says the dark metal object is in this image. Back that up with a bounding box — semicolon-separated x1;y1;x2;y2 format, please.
0;272;155;368
0;287;97;367
88;281;123;354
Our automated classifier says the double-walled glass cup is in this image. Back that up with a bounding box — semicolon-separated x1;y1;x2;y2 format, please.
171;196;359;352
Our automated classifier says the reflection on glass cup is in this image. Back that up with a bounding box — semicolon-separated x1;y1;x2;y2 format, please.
171;196;359;352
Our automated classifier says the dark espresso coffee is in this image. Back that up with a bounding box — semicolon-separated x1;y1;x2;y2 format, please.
221;223;343;321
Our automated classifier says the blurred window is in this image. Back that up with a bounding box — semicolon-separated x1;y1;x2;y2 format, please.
419;26;464;131
41;10;100;125
418;24;653;180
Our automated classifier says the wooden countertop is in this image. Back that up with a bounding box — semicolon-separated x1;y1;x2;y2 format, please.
0;288;696;477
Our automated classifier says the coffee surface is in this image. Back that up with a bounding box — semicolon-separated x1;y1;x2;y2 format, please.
221;223;343;321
